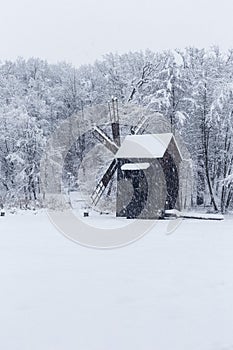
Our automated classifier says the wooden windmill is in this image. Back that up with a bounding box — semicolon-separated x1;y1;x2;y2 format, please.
90;98;182;219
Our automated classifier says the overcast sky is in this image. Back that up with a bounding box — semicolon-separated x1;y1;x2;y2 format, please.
1;0;233;67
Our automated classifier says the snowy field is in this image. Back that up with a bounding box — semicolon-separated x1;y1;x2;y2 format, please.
1;212;233;350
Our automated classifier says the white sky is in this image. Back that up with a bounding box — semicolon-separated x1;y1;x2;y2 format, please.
1;0;233;67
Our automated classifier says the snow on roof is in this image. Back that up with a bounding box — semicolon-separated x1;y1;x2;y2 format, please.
121;162;150;171
115;133;179;159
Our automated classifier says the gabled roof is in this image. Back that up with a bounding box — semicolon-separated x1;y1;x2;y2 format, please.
115;133;182;159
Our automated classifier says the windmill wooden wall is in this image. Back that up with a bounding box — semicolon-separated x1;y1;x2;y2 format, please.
115;135;182;219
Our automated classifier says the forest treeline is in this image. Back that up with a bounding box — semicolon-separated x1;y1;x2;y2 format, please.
0;47;233;212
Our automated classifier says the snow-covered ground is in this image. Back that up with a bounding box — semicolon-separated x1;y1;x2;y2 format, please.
0;211;233;350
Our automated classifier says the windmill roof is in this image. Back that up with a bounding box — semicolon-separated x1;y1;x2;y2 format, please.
115;133;182;159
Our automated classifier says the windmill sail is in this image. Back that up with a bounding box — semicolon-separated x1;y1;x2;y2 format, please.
91;159;117;205
93;126;119;154
109;98;121;146
131;114;149;135
111;122;120;147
